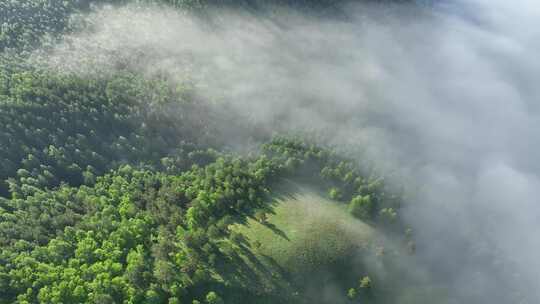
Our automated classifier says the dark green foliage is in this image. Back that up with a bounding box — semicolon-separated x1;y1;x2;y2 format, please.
0;61;220;198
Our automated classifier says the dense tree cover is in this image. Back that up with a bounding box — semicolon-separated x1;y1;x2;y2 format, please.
0;136;401;303
2;0;375;198
0;57;223;198
0;156;274;303
346;276;372;301
1;0;414;53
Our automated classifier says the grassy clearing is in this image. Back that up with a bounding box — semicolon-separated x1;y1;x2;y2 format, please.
226;181;378;302
226;180;451;304
238;181;375;272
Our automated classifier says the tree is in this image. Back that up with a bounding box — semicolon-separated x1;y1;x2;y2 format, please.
254;210;268;223
347;288;357;300
379;208;397;223
169;297;181;304
145;288;163;304
154;260;176;285
93;294;115;304
328;187;342;200
205;291;223;304
348;195;373;220
125;246;148;288
359;276;372;289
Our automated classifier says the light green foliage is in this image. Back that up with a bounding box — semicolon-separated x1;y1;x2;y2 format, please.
329;187;343;200
169;297;181;304
360;276;372;289
349;195;373;220
379;207;398;222
0;158;278;303
347;288;357;300
205;291;223;304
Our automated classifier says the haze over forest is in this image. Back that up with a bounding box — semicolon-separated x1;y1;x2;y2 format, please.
1;0;539;303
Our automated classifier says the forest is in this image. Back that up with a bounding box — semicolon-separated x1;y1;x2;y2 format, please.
0;1;416;303
1;0;533;303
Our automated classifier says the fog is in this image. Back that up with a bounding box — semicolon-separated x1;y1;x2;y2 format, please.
38;1;540;302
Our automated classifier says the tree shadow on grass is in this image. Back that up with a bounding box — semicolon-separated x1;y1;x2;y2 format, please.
261;221;290;241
